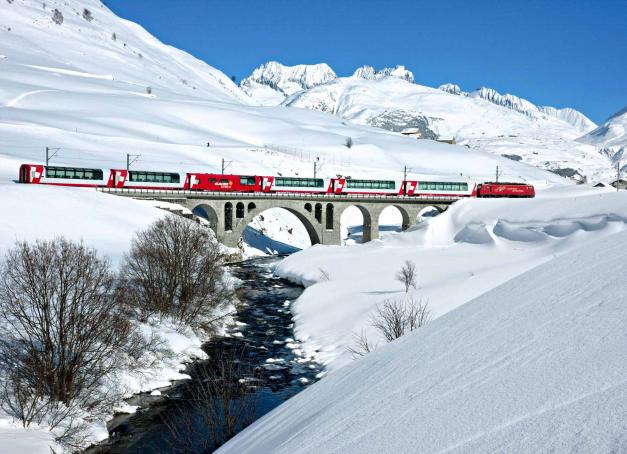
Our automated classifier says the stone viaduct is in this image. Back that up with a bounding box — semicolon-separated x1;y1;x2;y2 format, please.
99;189;457;248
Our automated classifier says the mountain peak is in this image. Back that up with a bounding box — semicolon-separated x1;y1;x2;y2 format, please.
240;61;336;99
352;64;414;83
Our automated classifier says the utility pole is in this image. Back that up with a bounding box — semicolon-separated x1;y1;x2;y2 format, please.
314;156;320;179
495;165;502;183
617;161;620;192
402;165;412;193
126;153;141;172
221;157;232;174
45;146;60;167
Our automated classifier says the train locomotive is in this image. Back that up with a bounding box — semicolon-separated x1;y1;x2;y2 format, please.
18;163;535;198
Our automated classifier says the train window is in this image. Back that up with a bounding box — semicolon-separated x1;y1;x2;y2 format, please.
209;178;217;183
220;179;229;184
129;171;180;183
240;176;256;185
46;166;103;180
346;180;395;189
275;177;323;187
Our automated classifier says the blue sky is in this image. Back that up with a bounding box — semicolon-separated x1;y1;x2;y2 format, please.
102;0;626;123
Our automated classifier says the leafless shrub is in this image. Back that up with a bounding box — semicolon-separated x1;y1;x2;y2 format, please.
345;136;353;148
111;32;117;41
120;215;232;331
347;295;430;358
145;86;152;94
52;8;63;25
82;8;93;21
396;260;417;292
0;238;147;449
346;329;376;359
162;343;259;452
318;268;330;281
371;296;430;342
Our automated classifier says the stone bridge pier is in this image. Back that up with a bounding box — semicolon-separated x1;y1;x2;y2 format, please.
181;197;449;248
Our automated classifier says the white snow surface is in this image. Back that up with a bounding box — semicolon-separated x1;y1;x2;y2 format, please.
285;77;609;181
219;213;627;454
578;105;627;164
274;186;627;369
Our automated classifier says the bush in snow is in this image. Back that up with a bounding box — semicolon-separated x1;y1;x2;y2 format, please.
146;86;152;94
348;295;431;358
396;260;417;292
111;32;117;41
345;136;353;148
120;215;232;331
52;8;63;25
0;238;150;449
371;296;430;342
82;8;93;22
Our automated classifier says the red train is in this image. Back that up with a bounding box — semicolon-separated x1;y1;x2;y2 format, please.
18;164;535;198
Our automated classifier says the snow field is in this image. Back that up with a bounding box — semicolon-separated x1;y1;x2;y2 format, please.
219;222;627;454
275;185;627;369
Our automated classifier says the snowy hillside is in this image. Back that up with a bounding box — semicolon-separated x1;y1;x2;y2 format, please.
578;105;627;164
219;224;627;454
284;75;609;182
273;185;627;368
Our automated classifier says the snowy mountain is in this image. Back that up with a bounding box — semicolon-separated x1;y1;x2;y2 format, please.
578;106;627;164
440;84;596;133
284;75;609;182
239;61;336;106
352;64;415;83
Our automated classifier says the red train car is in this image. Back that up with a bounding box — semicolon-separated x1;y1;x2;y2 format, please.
477;182;535;198
186;173;261;192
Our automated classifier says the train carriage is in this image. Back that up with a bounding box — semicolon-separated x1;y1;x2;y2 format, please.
186;173;260;192
477;182;535;198
19;164;107;187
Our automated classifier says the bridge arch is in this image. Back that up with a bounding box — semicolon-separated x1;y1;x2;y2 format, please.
191;203;219;234
339;204;373;244
232;205;322;252
417;205;446;223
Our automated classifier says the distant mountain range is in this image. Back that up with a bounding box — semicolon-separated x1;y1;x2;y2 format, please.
240;61;623;182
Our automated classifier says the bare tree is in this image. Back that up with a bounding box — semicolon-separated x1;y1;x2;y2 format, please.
370;296;430;342
120;215;232;331
0;238;147;449
162;343;259;452
318;268;331;281
345;137;353;148
396;260;417;292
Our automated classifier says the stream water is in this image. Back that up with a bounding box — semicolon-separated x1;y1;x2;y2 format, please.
89;256;322;453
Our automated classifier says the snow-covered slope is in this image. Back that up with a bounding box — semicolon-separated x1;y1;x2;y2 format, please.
219;217;627;454
240;61;336;105
273;185;627;368
578;106;627;164
285;76;608;181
